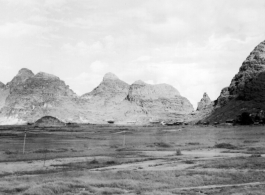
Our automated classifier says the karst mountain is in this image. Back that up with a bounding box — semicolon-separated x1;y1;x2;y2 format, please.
0;70;194;124
200;40;265;122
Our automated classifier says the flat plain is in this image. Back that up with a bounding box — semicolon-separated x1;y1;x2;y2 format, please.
1;124;265;195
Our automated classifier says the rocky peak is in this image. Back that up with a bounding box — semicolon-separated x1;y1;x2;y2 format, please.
197;92;212;111
229;40;265;96
17;68;34;77
245;40;265;64
103;72;119;81
6;68;34;90
81;72;129;102
203;92;210;100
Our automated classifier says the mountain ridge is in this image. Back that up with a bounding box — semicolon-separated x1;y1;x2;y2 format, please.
0;69;194;124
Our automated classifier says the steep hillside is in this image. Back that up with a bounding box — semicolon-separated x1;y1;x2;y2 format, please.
204;40;265;122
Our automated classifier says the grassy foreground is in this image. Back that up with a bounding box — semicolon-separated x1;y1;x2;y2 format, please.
0;124;265;194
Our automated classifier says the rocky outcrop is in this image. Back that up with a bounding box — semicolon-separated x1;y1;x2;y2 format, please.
188;92;214;123
34;116;65;127
204;40;265;123
197;93;212;111
126;80;193;115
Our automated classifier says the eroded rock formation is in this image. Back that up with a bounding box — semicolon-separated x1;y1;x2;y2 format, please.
197;93;212;111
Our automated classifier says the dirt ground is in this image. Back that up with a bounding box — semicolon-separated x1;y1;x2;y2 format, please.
0;124;265;194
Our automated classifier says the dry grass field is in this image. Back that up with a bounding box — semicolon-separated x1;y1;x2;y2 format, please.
1;124;265;194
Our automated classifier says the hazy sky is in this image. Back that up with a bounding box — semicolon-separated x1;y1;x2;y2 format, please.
0;0;265;108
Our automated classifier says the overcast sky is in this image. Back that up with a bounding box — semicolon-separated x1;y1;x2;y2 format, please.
0;0;265;108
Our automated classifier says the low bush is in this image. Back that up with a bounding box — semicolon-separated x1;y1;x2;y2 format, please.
176;149;182;156
154;142;171;148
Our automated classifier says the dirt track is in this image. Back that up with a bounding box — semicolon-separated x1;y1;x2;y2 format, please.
0;148;255;175
172;182;265;191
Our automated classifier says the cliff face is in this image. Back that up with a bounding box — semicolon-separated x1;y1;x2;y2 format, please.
204;40;265;123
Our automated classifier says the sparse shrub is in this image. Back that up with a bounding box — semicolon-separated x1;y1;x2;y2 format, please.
154;142;171;148
5;150;13;155
90;158;99;164
214;143;237;149
184;160;194;164
248;147;257;151
106;161;116;165
176;149;182;156
187;142;200;145
34;149;51;153
250;154;262;158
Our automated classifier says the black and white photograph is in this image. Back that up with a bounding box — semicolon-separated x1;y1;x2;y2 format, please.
0;0;265;194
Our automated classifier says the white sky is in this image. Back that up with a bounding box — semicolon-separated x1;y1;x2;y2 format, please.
0;0;265;108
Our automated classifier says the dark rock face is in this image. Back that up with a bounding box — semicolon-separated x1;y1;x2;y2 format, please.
197;93;212;111
242;71;265;102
